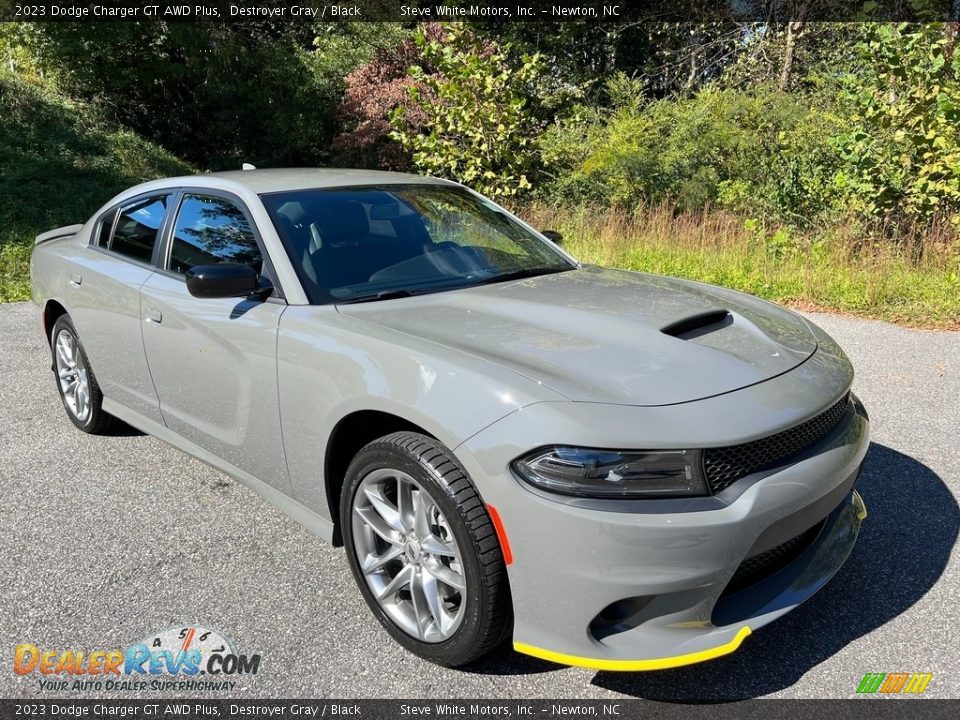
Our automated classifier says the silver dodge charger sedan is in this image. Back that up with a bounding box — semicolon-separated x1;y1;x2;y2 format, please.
31;169;869;670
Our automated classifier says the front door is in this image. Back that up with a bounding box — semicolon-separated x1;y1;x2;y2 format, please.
140;192;288;491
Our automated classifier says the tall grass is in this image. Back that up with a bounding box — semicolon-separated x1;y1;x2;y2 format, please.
0;234;30;303
521;204;960;328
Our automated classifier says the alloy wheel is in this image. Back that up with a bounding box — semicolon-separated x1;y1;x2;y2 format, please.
351;468;466;643
54;328;91;423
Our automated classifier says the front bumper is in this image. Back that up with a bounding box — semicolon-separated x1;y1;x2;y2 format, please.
514;489;865;671
456;392;870;670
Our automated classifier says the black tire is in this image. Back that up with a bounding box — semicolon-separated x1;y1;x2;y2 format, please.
340;431;512;667
50;314;116;434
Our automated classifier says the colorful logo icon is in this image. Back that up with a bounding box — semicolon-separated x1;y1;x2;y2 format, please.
856;673;933;695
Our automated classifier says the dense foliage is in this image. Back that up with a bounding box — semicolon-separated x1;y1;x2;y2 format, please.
389;25;543;199
5;20;959;227
0;72;193;301
9;22;403;169
534;23;960;236
332;24;432;170
834;24;960;223
538;82;842;224
1;20;958;322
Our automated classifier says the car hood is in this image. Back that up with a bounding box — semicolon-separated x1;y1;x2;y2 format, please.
337;266;818;406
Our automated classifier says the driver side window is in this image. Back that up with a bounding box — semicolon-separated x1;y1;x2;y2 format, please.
168;194;263;276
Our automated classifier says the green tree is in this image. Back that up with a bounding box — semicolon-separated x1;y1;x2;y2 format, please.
390;24;543;200
18;21;376;170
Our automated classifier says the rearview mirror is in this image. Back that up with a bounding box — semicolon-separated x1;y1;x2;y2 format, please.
369;202;414;220
541;230;563;246
185;263;261;299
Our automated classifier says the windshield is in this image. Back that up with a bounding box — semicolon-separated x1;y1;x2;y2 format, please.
261;185;574;303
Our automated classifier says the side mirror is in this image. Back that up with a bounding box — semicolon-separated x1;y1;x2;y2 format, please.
185;263;261;299
541;230;563;246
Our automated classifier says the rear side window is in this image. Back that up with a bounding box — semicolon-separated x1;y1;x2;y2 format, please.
168;194;262;275
111;195;170;262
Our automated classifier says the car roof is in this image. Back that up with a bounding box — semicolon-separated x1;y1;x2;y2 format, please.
97;168;467;229
199;168;459;194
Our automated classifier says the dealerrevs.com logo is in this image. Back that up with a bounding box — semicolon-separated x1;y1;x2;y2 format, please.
13;625;261;692
856;673;933;696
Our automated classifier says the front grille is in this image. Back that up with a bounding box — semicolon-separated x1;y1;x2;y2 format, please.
720;520;825;597
702;393;850;494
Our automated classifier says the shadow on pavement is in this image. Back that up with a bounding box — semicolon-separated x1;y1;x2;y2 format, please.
466;644;560;676
100;419;146;437
588;443;957;700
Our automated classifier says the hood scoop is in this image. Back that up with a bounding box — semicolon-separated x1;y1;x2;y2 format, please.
661;310;732;340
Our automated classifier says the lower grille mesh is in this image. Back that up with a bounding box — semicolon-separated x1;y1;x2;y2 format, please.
721;520;825;597
702;393;850;494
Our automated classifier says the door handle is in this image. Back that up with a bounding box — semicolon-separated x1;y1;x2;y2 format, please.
145;307;163;324
69;273;82;286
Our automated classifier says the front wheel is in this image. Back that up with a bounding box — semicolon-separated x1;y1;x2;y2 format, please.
341;432;512;667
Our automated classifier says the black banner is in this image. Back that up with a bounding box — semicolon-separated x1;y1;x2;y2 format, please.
0;0;958;23
3;699;960;720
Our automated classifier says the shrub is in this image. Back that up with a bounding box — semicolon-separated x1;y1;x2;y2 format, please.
389;24;544;200
538;80;842;225
331;25;441;170
833;23;960;224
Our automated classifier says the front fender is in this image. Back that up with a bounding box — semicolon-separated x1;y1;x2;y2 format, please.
276;305;564;520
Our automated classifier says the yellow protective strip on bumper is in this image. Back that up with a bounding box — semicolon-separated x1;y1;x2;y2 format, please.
513;626;752;672
853;490;868;520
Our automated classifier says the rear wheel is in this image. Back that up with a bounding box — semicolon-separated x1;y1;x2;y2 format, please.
51;315;115;434
341;431;512;667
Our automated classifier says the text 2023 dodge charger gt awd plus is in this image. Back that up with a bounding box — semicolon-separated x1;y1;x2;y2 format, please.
31;169;869;670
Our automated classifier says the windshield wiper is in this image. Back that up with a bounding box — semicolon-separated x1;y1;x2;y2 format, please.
337;266;572;304
336;289;422;304
470;266;572;287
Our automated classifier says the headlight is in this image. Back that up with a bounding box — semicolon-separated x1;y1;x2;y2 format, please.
512;447;708;499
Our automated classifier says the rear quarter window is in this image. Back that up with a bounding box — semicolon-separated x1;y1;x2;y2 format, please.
96;209;117;247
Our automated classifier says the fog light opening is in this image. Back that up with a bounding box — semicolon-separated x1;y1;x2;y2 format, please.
589;596;655;641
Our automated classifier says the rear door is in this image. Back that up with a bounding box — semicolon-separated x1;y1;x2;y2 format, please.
139;190;289;491
68;193;172;424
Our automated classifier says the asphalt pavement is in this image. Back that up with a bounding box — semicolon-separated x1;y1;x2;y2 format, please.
1;300;958;700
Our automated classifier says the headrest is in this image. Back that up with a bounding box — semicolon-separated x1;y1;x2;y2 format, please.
317;200;369;245
275;201;306;226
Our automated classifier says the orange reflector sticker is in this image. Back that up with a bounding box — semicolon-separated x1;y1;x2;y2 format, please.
486;504;513;565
